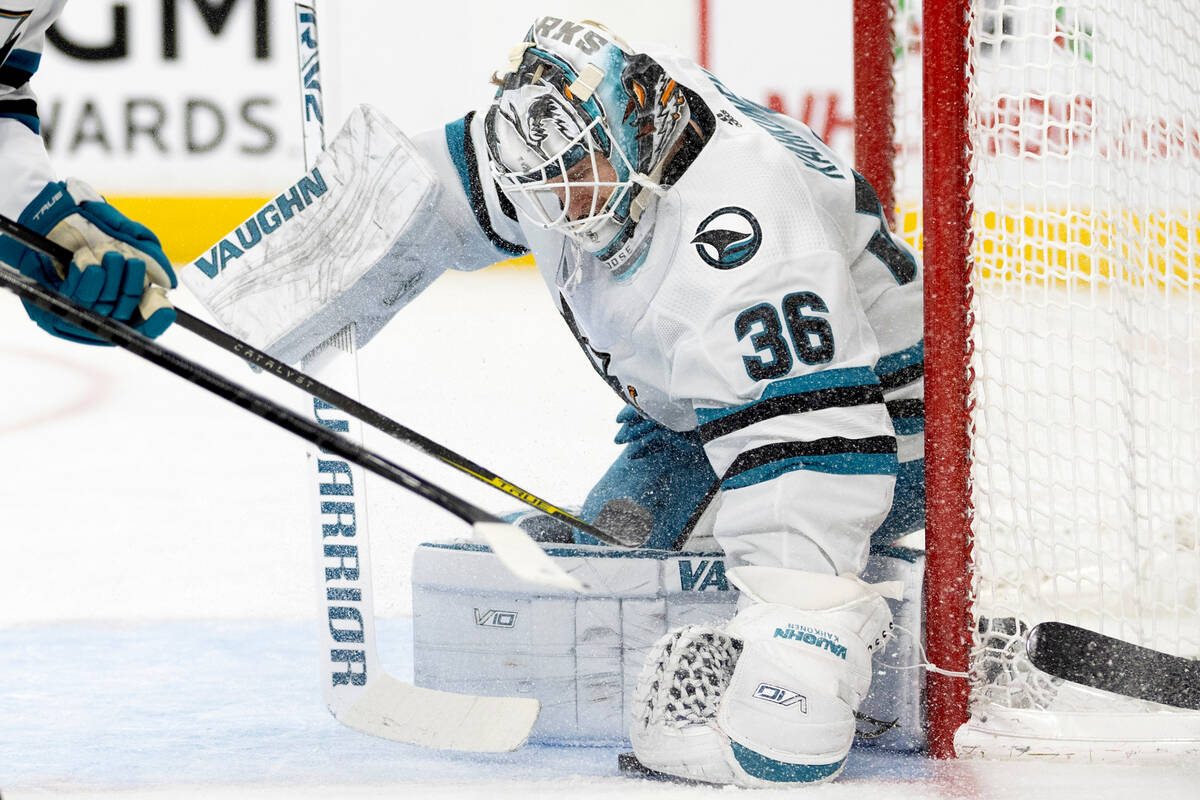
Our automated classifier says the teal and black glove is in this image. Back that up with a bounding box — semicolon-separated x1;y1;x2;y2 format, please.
0;178;177;344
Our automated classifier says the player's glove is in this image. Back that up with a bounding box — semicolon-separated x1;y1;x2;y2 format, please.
614;403;696;459
0;178;177;344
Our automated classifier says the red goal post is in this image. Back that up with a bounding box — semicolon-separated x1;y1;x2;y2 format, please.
855;0;1200;760
855;0;974;759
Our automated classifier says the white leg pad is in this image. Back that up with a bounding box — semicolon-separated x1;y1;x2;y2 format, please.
411;542;739;744
628;626;745;785
630;568;895;787
411;543;925;751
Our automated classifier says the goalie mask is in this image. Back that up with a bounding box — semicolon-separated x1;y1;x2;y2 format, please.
484;18;692;277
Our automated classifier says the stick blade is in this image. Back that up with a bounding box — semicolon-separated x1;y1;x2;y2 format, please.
336;673;539;751
1027;621;1200;710
473;522;587;591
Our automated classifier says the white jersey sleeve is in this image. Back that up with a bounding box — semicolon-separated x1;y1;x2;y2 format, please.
0;1;67;220
410;110;530;270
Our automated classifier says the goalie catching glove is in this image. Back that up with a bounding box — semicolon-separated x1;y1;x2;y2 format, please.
629;566;894;787
0;179;177;344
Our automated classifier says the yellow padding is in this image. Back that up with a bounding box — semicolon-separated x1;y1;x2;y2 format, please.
896;205;1200;292
105;195;539;270
490;253;536;269
106;196;271;265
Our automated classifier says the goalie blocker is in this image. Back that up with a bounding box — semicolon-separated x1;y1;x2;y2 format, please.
411;541;927;751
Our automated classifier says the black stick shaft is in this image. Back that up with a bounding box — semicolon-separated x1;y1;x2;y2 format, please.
172;310;636;546
0;222;496;527
1;211;642;547
0;213;73;263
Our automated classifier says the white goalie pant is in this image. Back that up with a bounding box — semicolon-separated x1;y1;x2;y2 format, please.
629;567;897;787
410;541;924;751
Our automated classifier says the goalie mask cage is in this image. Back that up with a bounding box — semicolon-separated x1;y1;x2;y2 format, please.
854;0;1200;759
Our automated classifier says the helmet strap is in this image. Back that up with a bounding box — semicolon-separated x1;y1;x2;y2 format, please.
628;162;672;223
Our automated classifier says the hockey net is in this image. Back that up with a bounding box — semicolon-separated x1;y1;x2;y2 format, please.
856;0;1200;758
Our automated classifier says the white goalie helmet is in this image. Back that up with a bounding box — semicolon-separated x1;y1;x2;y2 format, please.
484;17;694;276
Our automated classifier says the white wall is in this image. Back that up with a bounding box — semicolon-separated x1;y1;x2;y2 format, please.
36;0;300;193
319;0;700;139
707;1;854;156
32;0;854;196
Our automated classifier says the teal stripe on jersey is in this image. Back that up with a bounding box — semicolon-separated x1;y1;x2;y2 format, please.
891;415;924;436
3;48;41;74
0;49;40;92
723;452;899;490
875;339;924;379
696;367;880;425
0;108;38;133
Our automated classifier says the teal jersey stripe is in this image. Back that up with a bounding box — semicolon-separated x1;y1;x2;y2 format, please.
875;339;924;379
3;48;41;75
0;109;38;134
0;49;40;92
891;415;924;436
696;367;880;425
723;452;899;490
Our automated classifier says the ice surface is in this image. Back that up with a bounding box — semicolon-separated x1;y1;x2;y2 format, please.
2;269;1199;798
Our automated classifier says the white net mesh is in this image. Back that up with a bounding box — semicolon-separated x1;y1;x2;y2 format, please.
891;0;1200;754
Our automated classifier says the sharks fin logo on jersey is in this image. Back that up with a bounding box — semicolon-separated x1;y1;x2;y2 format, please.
691;207;762;269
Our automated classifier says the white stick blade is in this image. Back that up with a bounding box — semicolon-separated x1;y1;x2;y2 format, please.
337;674;539;751
472;522;588;591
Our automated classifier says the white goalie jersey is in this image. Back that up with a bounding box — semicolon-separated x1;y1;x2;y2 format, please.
181;39;923;579
410;45;924;575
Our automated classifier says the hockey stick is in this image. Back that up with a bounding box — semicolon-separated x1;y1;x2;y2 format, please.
173;309;649;546
0;240;581;590
1;210;649;548
0;188;648;546
1026;621;1200;711
289;5;544;752
0;255;556;752
290;0;408;752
